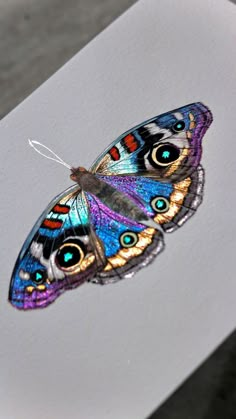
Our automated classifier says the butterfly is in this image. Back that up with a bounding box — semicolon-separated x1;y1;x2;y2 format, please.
9;102;213;310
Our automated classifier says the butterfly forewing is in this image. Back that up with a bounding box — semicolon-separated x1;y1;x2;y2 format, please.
91;102;212;182
9;187;104;309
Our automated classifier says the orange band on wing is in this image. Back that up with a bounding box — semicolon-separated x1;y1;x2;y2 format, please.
53;204;70;214
123;134;139;153
42;219;63;229
109;146;120;161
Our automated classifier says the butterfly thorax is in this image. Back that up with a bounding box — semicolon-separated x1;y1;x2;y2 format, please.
70;166;151;226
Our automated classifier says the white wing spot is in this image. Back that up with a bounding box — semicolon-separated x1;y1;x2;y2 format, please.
144;123;171;138
19;269;30;280
174;112;183;120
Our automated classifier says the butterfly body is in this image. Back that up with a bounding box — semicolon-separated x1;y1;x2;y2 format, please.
71;167;154;227
9;102;212;309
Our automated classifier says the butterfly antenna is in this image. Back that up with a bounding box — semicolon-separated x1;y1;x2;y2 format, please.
28;139;72;170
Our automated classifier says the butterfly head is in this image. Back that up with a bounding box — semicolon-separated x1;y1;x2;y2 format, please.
70;166;88;183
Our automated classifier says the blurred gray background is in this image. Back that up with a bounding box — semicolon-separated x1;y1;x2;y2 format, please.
1;1;235;418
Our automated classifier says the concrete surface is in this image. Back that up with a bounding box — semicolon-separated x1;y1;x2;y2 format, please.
148;331;236;419
0;0;136;117
0;1;235;418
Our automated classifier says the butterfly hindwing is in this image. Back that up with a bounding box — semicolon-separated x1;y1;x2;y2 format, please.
96;165;204;233
84;192;164;284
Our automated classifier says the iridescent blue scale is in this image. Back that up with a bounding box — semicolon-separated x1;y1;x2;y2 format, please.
86;193;146;258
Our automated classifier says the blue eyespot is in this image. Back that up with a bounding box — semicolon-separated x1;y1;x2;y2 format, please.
56;243;84;269
173;120;185;132
151;196;169;213
151;144;180;166
64;252;73;263
31;270;45;284
162;150;170;159
120;232;138;248
124;236;132;244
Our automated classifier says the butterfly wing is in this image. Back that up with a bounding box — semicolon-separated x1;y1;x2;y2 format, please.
96;165;204;234
90;102;212;234
9;183;164;308
9;186;106;310
84;192;164;284
91;102;212;182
